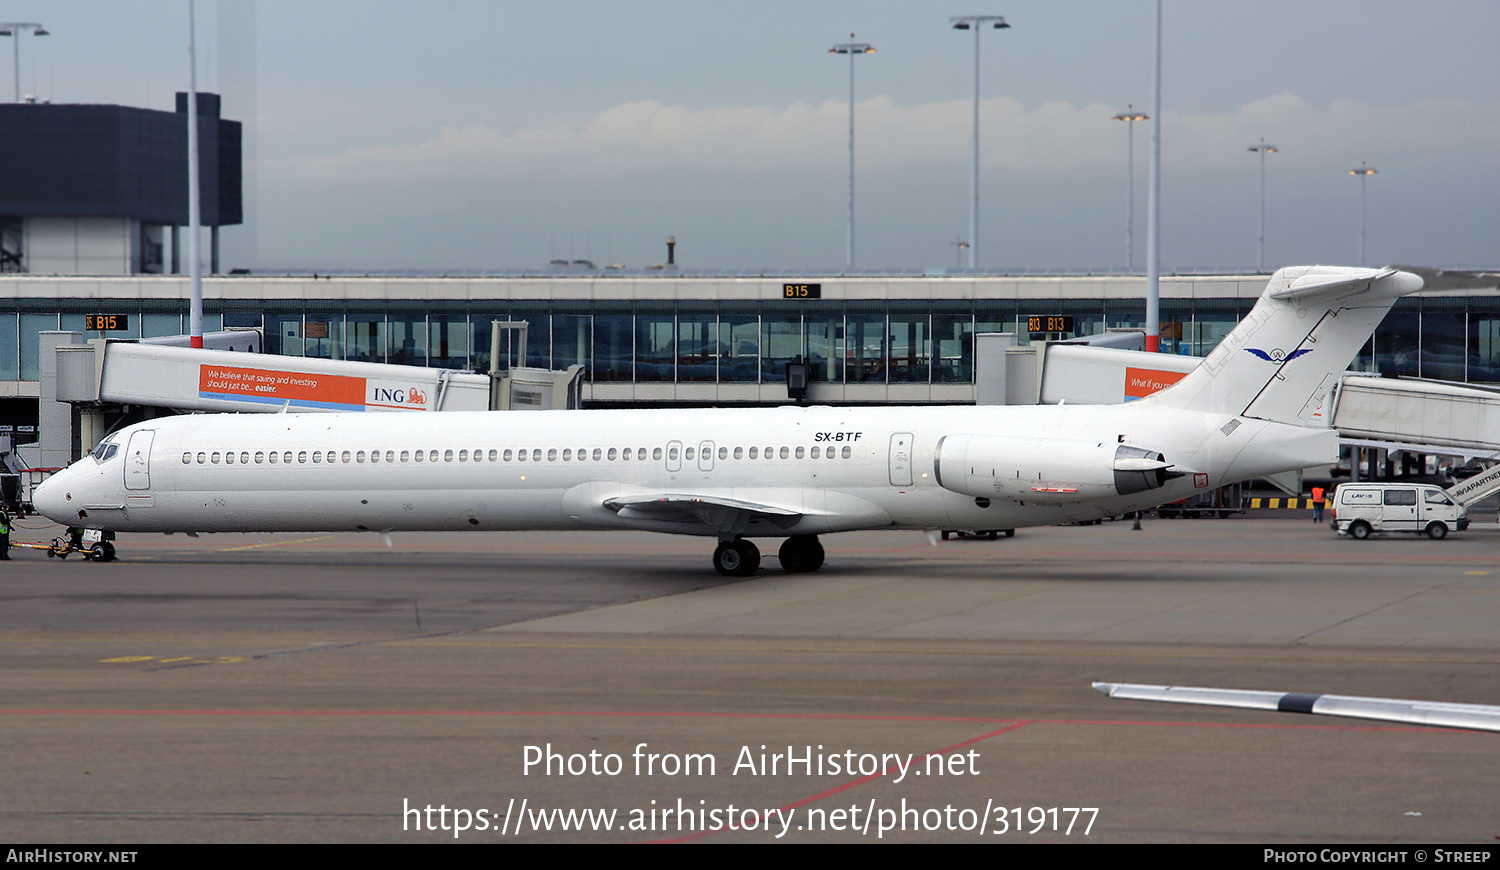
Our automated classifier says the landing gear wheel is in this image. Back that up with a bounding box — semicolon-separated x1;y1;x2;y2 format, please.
985;530;999;540
1003;529;1015;538
1425;522;1448;540
1349;521;1371;540
88;542;116;562
778;535;825;573
713;539;760;577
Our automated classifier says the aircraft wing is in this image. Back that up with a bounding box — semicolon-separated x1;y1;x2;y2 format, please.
1093;681;1500;733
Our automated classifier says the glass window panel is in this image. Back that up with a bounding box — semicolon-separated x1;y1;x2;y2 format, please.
1374;311;1419;378
676;314;718;382
591;314;633;382
635;313;675;382
804;313;844;383
846;314;886;383
428;317;471;369
386;314;427;367
1420;312;1465;381
342;317;385;363
19;313;57;381
0;313;15;379
718;315;759;383
932;314;973;383
760;316;801;382
142;313;184;340
1471;312;1500;384
551;314;590;370
887;311;929;383
303;316;341;359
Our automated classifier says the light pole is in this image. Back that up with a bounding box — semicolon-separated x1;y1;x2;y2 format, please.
1112;107;1148;271
1349;162;1377;267
950;15;1009;271
1145;0;1162;353
0;22;48;103
186;0;203;348
1247;139;1277;272
829;36;874;271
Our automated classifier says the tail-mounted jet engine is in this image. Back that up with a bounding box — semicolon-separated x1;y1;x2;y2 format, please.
934;434;1177;501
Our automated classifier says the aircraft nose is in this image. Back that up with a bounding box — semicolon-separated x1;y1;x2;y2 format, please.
31;474;76;523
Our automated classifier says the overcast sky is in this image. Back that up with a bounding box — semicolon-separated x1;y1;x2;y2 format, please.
11;1;1500;273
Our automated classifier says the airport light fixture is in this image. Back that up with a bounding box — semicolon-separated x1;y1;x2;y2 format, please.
829;36;875;271
1112;107;1149;271
1247;139;1277;272
0;22;48;103
1349;162;1377;267
951;14;1010;270
950;238;970;268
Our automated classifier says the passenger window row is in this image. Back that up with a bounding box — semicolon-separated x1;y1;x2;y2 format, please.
178;443;855;466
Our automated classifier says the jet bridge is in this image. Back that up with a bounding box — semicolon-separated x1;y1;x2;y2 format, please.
19;330;584;505
54;338;582;415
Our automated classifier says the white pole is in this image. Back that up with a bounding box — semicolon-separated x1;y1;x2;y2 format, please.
969;23;980;270
1126;115;1135;270
847;45;855;271
187;0;203;348
1145;0;1161;352
1258;143;1266;271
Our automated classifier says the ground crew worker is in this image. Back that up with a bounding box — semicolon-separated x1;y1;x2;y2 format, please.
1311;486;1326;523
0;509;9;559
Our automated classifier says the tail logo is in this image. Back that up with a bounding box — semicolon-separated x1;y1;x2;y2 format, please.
1246;347;1312;366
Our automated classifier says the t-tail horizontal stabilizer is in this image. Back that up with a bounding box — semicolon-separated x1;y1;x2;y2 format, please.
1093;681;1500;733
1151;266;1423;426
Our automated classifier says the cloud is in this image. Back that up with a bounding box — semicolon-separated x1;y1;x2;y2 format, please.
288;93;1499;179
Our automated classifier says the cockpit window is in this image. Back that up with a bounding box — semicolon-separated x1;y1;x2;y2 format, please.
91;441;119;462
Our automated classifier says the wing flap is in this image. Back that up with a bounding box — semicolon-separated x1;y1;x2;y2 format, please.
605;493;809;520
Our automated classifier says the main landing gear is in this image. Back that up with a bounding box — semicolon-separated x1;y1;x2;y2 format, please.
713;539;760;577
711;535;826;577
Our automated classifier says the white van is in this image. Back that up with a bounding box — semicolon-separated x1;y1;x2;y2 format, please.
1332;483;1469;540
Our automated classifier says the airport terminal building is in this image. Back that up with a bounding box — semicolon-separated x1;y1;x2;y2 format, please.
0;270;1496;416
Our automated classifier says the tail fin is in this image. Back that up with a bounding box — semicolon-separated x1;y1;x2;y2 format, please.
1150;266;1423;426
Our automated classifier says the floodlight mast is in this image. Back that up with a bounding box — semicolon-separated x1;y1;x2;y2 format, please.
1247;139;1277;272
950;15;1009;270
0;22;48;103
828;36;875;271
1113;107;1149;271
186;1;203;348
1349;162;1377;267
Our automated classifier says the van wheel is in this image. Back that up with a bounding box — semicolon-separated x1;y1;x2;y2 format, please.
1349;521;1372;540
1425;522;1448;540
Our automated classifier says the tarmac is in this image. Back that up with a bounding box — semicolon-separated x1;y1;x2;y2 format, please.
2;513;1497;843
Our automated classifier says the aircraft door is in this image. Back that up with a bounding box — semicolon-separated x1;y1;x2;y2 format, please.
888;432;913;486
699;440;715;472
666;440;683;472
124;429;155;491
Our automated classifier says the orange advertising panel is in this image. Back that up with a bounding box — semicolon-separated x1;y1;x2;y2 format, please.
1124;367;1187;399
199;365;367;410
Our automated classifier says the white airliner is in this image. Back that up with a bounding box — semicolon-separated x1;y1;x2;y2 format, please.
33;266;1421;575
